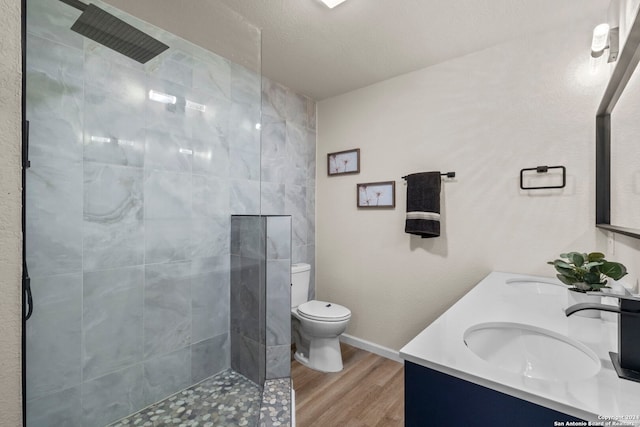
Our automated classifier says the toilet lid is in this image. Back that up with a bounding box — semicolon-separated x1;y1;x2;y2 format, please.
297;300;351;322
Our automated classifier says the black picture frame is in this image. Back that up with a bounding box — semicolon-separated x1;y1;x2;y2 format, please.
357;181;396;208
596;7;640;239
327;148;360;176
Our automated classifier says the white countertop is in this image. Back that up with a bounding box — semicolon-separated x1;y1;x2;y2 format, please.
399;271;640;424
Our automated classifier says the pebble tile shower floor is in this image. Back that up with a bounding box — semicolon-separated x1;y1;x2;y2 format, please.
108;370;290;427
258;378;291;427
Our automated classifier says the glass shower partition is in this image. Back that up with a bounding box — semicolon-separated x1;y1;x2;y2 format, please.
23;0;290;425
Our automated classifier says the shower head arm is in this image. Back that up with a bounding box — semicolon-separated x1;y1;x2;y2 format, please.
59;0;87;12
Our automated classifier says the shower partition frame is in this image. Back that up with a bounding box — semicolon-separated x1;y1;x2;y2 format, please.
21;0;29;425
20;0;289;425
22;1;318;424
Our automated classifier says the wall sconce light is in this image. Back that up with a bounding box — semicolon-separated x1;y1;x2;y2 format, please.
591;23;620;63
320;0;347;9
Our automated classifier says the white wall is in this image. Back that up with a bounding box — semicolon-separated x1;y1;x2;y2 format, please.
317;17;612;350
0;0;23;423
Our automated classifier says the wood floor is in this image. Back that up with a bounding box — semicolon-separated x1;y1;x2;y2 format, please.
291;343;404;427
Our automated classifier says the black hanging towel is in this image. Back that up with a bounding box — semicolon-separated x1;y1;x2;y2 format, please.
405;172;441;238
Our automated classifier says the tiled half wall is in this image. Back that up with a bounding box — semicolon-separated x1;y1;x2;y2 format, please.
231;215;292;384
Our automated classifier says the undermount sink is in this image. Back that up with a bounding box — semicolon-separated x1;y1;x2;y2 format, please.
464;322;601;381
505;278;565;296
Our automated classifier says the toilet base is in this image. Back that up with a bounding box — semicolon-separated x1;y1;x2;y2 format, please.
294;336;343;373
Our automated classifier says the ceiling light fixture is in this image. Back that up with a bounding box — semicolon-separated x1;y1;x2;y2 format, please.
320;0;347;9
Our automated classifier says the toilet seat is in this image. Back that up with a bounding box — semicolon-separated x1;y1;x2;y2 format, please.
297;300;351;322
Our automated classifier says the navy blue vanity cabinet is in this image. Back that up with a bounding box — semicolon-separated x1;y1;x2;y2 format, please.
405;362;586;427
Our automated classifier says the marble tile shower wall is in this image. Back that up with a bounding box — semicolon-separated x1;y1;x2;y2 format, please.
261;78;317;299
21;2;298;426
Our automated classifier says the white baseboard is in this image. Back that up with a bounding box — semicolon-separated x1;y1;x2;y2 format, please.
291;387;296;427
339;334;404;364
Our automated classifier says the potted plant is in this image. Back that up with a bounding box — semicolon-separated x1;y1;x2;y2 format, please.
548;251;628;317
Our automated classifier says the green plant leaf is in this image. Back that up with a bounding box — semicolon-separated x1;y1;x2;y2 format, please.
563;251;579;259
569;252;585;267
588;252;606;262
556;274;576;285
553;260;572;269
583;261;604;271
583;271;601;285
599;262;628;280
553;264;576;277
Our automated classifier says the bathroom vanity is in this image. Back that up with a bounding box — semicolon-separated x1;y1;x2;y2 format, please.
400;272;640;427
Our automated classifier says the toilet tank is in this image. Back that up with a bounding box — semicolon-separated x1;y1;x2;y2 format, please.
291;263;311;308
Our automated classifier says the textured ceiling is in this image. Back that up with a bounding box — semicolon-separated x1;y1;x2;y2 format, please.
219;0;609;100
105;0;610;100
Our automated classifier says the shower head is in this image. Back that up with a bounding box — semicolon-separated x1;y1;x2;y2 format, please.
59;0;169;64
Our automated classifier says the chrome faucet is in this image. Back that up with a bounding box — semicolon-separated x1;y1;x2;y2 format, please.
566;293;640;383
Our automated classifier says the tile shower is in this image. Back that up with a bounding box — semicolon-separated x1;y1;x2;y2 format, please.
24;0;316;426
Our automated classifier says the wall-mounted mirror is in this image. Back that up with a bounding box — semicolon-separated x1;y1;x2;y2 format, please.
596;5;640;239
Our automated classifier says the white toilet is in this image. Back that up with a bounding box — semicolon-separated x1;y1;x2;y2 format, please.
291;263;351;372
